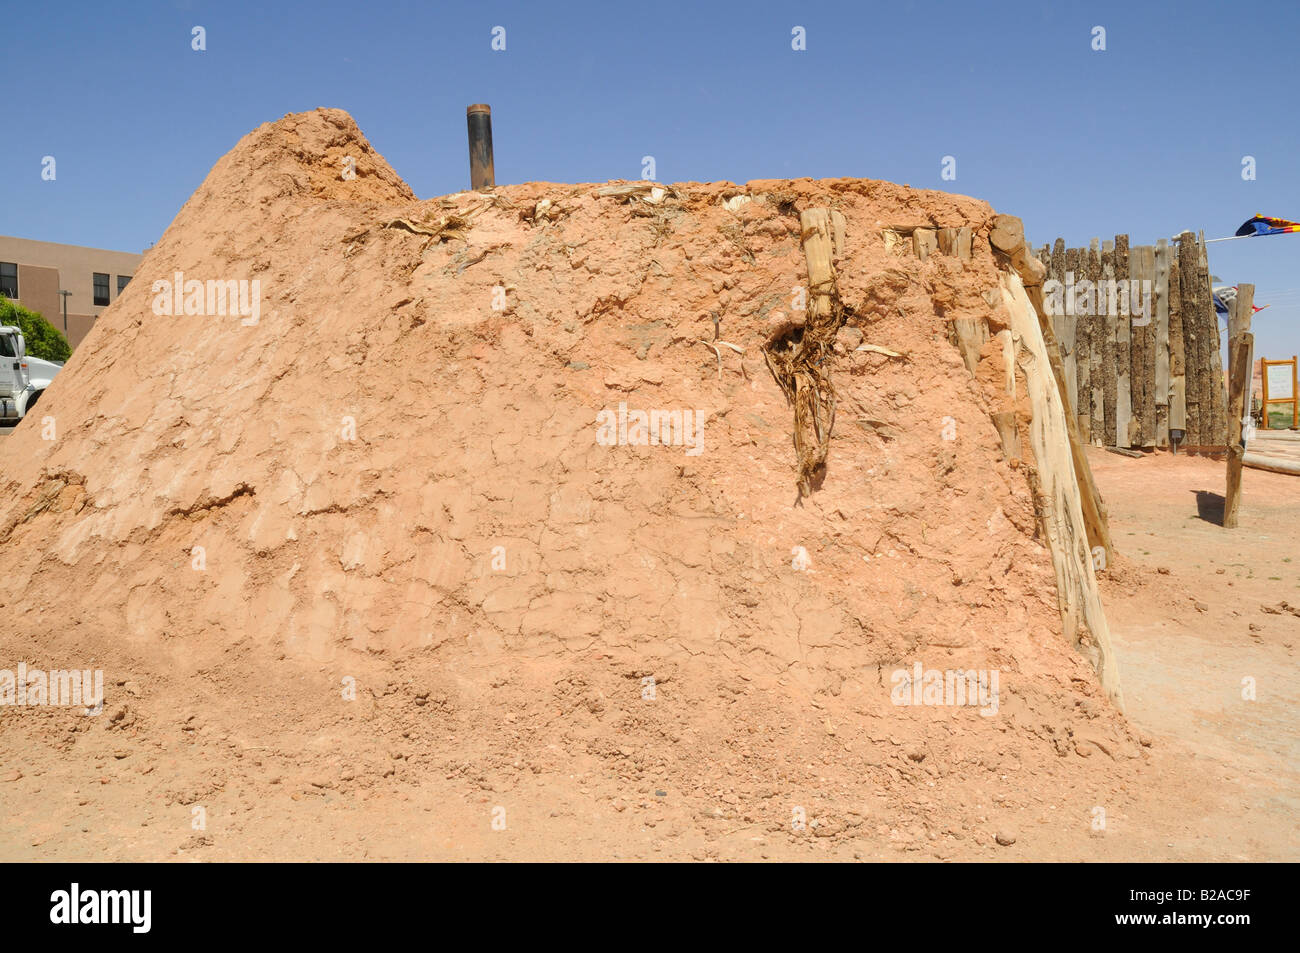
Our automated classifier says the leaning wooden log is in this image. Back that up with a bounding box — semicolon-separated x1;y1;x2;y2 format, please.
1224;284;1255;528
1000;272;1123;709
1029;280;1114;564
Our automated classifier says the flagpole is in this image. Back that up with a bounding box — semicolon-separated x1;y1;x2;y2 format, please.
1205;229;1300;244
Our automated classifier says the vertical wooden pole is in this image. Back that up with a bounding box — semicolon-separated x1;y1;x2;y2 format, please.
1198;231;1226;449
1101;240;1116;445
1051;239;1066;297
1075;245;1093;431
1224;284;1254;528
1154;239;1171;447
1168;243;1187;445
466;104;496;190
1062;247;1080;416
1177;232;1201;448
1088;238;1104;445
1142;244;1158;446
1114;235;1132;448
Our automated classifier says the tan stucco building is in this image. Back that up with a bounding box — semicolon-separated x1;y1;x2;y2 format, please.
0;235;144;350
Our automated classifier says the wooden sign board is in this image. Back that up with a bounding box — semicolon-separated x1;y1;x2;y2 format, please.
1261;356;1300;429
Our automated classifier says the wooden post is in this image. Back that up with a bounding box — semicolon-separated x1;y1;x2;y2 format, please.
1088;239;1104;445
1033;287;1114;563
1167;242;1187;444
1101;240;1117;445
1224;285;1254;528
466;104;496;189
1154;239;1171;447
1061;247;1080;417
1177;232;1201;448
1001;272;1123;708
1114;235;1132;448
1133;244;1158;447
1196;232;1216;449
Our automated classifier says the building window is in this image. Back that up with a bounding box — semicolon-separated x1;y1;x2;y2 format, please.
117;275;131;294
93;272;109;306
0;262;17;300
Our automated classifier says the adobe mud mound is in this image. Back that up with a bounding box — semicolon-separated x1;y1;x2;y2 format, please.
0;108;1147;860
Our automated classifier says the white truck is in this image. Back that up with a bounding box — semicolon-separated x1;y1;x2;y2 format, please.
0;325;61;425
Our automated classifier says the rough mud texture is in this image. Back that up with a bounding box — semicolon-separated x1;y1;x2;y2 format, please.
1;109;1158;860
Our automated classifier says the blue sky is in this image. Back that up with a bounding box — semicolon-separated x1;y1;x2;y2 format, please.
5;0;1298;357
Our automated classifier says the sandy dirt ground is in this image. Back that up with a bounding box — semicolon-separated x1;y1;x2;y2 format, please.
1087;449;1300;862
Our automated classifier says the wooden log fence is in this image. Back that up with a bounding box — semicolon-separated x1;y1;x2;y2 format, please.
1035;230;1231;454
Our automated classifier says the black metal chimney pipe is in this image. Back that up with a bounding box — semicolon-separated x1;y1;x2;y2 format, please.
466;104;495;190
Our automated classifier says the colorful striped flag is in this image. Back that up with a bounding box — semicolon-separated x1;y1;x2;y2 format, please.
1234;214;1300;238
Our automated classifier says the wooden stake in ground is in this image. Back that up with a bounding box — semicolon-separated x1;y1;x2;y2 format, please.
1114;235;1132;448
1199;231;1227;448
1061;247;1080;419
1154;239;1171;447
1001;272;1123;708
1168;244;1187;443
1224;284;1255;528
1087;239;1104;444
1177;233;1201;447
1101;240;1117;446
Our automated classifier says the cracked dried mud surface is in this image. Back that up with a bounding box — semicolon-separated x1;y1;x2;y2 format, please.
1;110;1295;860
